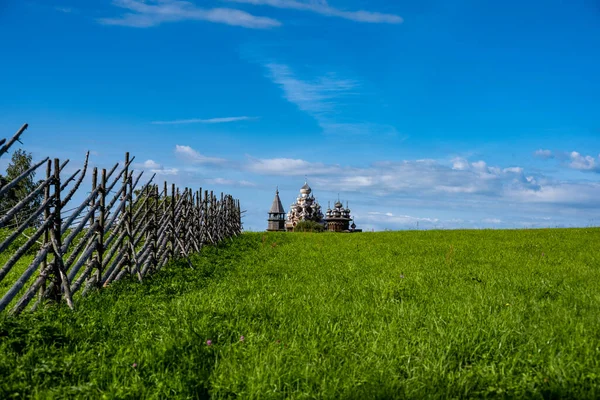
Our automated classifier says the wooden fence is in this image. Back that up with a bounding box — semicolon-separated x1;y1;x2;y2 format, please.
0;124;242;315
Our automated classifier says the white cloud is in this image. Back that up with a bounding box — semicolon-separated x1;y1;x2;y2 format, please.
54;6;74;13
264;62;397;136
534;149;554;159
141;159;162;169
471;160;488;173
205;178;256;187
158;168;179;175
98;0;281;29
568;151;599;172
152;116;258;125
226;0;403;24
367;212;439;224
238;151;600;231
451;157;470;171
452;158;518;177
319;122;400;137
174;145;228;165
534;148;600;173
507;181;600;206
482;218;502;224
135;159;179;176
503;167;523;174
245;155;600;209
265;63;357;117
245;156;341;175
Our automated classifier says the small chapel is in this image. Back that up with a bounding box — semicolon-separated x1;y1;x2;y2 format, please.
267;181;361;233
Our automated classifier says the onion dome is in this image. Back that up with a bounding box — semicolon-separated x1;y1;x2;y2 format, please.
300;182;312;195
334;200;343;209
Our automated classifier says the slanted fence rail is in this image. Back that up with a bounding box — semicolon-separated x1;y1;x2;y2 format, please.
0;124;242;315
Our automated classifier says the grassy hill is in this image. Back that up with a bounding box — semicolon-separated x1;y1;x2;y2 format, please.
1;229;599;399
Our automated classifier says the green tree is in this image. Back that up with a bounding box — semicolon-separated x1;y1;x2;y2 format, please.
0;149;43;228
293;220;325;233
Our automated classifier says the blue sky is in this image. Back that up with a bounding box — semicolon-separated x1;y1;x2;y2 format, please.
1;0;600;231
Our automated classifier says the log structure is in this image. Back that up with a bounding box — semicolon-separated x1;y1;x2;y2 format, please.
284;181;324;231
267;187;286;232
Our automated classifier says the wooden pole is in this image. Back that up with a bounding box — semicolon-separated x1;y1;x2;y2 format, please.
51;158;73;309
89;168;97;227
152;185;158;272
96;169;106;288
38;160;52;306
122;153;130;275
170;183;175;262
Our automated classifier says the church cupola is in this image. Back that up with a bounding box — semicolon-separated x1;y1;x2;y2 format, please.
285;180;324;231
324;197;360;232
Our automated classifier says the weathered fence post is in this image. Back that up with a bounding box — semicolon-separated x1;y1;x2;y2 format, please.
50;158;74;308
0;124;243;316
203;189;209;246
38;160;52;304
128;169;142;281
170;183;175;262
196;189;202;248
95;168;106;288
152;185;158;272
122;153;131;276
90;168;97;227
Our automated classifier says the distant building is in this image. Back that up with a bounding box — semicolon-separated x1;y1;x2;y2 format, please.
285;181;324;231
267;188;286;231
267;181;361;233
324;200;351;232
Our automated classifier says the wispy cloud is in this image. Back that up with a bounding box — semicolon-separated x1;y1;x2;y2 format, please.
244;154;600;209
319;122;400;137
245;156;341;175
226;0;403;24
265;63;358;117
99;0;281;29
534;149;600;172
175;145;228;165
264;62;396;136
507;181;600;206
135;159;179;175
54;6;75;13
482;218;502;224
534;149;554;159
205;178;256;187
367;212;439;224
170;148;600;209
152;116;258;125
360;212;499;230
128;148;600;231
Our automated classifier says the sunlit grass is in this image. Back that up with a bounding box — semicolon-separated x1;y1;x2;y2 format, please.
1;228;599;398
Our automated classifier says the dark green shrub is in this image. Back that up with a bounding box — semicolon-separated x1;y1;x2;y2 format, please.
293;221;325;232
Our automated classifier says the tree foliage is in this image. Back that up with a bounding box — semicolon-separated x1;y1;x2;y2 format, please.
0;149;44;227
293;220;325;233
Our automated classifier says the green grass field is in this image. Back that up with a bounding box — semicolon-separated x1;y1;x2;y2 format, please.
1;229;599;399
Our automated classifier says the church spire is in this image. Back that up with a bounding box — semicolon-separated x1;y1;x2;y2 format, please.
269;187;285;214
267;186;286;231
